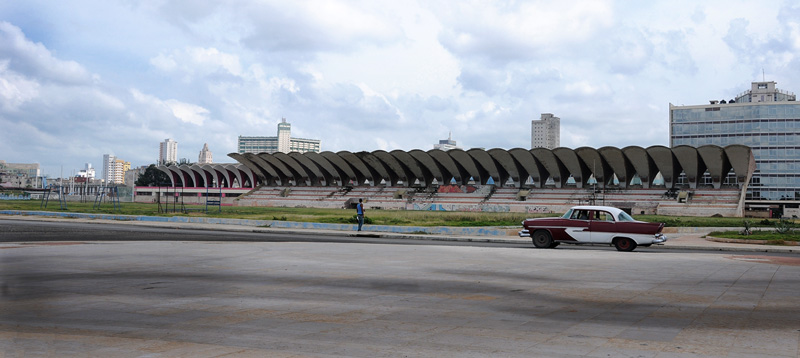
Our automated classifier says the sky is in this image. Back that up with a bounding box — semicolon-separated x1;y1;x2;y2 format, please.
1;1;800;178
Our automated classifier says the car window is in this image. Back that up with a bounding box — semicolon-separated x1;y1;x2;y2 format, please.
617;211;635;221
571;210;590;220
561;209;573;219
595;211;614;221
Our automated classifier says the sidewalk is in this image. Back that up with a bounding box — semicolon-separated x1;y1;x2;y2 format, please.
1;211;798;254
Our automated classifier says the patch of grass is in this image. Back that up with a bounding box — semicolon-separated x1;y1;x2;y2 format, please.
2;199;798;228
707;230;800;242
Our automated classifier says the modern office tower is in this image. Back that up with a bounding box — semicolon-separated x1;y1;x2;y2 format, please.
238;118;321;154
531;113;560;149
102;154;130;184
159;138;178;165
433;132;461;151
669;80;799;201
198;143;213;164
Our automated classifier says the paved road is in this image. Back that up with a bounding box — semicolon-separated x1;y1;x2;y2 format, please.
1;221;799;357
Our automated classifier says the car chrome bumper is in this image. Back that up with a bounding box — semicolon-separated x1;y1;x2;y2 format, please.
652;233;667;244
518;229;529;237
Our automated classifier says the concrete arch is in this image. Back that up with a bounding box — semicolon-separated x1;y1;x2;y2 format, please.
257;153;296;185
725;145;756;188
391;150;429;186
338;151;373;185
598;147;633;188
372;150;408;186
531;148;568;188
273;152;312;185
409;150;445;185
672;145;705;189
289;152;327;186
622;146;658;188
200;164;226;187
697;145;730;189
447;149;483;185
468;149;504;185
354;152;392;186
508;148;548;188
488;148;522;187
647;146;679;189
156;166;178;187
242;153;281;185
320;151;357;185
189;164;211;187
305;152;341;186
575;147;611;188
553;147;590;188
428;149;465;185
229;153;268;184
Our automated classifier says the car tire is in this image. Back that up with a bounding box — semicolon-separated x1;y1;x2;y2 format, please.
532;230;553;248
614;238;637;252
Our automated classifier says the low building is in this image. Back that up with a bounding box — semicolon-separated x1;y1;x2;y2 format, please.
237;118;321;154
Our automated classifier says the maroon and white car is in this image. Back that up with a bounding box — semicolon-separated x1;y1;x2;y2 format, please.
520;205;667;251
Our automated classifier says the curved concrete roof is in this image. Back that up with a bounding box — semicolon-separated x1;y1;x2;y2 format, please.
622;146;657;188
598;147;633;189
672;145;705;189
696;145;730;189
154;163;256;188
531;148;568;188
488;148;521;187
223;145;754;190
646;146;679;189
553;148;589;188
508;148;547;188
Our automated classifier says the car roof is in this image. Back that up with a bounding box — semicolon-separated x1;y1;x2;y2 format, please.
570;205;625;215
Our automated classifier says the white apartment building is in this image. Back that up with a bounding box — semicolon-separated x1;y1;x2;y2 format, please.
159;138;178;165
103;154;130;184
531;113;560;149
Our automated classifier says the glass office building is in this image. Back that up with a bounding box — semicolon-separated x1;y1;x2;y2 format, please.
670;81;799;201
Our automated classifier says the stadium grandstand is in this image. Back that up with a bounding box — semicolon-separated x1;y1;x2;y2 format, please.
133;145;756;217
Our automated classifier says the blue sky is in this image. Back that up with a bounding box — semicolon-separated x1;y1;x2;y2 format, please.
1;1;799;177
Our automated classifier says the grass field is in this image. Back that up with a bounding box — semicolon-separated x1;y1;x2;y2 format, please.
1;200;797;229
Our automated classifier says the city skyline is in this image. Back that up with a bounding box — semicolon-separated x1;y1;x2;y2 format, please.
2;1;800;177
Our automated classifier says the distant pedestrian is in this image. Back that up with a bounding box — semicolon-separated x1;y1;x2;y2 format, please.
356;198;365;231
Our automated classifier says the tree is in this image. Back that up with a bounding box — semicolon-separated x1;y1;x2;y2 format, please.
135;164;173;187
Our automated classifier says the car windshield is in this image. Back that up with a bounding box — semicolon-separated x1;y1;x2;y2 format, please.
561;209;573;219
617;211;636;222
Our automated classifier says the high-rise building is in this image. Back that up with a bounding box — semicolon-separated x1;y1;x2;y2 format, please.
531;113;560;149
102;154;130;184
238;118;321;154
433;133;461;151
159;138;178;165
669;80;799;201
198;143;213;164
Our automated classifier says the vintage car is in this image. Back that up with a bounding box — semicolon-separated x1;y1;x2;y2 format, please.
519;205;667;251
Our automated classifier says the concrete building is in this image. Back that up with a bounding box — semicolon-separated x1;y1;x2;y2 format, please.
159;138;178;165
433;133;461;151
77;163;95;179
198;143;213;164
103;154;131;185
669;80;799;202
237;118;321;154
0;160;41;188
531;113;560;149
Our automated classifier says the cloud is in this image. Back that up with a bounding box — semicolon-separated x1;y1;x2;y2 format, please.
0;21;92;85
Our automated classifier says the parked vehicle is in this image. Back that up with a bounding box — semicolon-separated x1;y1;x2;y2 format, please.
520;205;667;251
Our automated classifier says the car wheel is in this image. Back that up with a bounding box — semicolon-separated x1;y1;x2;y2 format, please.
614;238;637;252
532;230;553;248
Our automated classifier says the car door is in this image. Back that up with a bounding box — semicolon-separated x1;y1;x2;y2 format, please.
589;210;616;243
565;209;591;242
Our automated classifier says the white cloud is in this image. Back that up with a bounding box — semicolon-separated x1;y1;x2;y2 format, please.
0;60;40;111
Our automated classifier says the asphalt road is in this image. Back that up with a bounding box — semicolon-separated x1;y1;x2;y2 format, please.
2;220;799;357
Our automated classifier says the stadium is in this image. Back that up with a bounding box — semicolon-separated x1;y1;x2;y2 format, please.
134;144;756;217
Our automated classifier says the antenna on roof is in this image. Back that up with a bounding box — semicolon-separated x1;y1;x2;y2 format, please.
762;68;765;81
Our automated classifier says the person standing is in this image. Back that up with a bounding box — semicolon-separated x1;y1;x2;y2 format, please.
356;198;365;231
